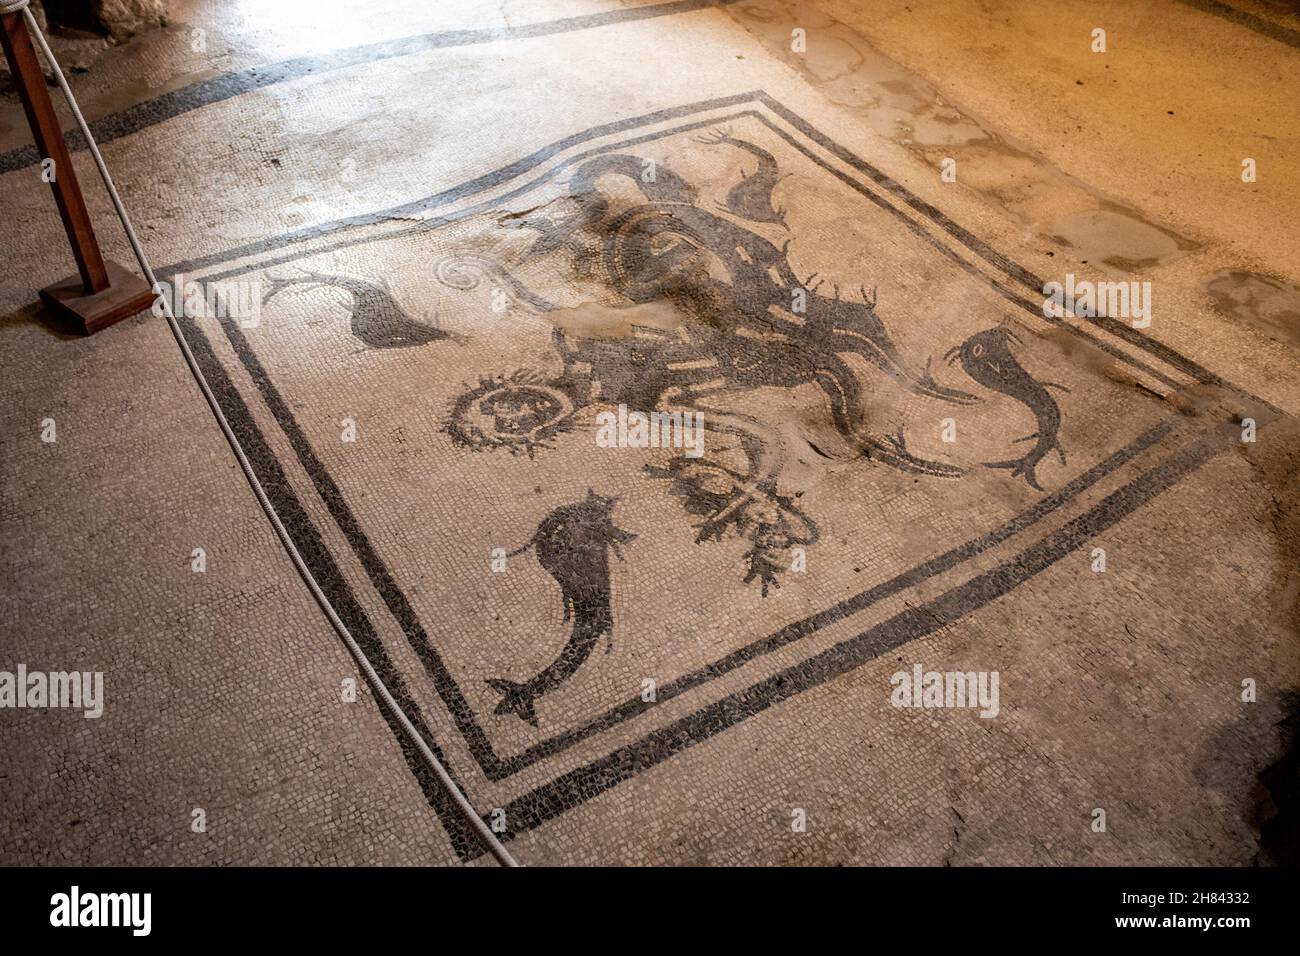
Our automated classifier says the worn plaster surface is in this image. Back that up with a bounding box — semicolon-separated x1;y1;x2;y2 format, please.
1;0;1298;866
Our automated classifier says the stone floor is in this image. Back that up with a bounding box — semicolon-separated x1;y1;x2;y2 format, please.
1;0;1298;866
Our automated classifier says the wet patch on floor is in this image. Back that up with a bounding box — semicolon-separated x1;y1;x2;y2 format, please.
1046;206;1195;273
727;0;989;147
722;0;1203;279
1205;268;1300;348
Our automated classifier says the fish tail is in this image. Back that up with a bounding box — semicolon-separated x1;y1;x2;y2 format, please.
984;456;1044;491
485;678;539;726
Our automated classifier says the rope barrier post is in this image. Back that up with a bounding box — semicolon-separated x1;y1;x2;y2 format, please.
0;5;154;334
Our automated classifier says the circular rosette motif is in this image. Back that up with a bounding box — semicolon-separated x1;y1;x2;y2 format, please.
446;372;576;457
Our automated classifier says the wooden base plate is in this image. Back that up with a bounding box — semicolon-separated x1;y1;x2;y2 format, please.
39;259;156;335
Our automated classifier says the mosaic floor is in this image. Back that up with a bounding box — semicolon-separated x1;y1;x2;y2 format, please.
2;0;1298;866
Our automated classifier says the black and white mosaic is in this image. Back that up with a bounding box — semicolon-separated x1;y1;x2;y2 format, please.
168;92;1280;860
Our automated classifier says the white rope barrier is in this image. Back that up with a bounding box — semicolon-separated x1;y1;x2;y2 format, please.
2;0;519;867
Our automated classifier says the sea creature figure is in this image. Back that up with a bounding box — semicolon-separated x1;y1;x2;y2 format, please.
264;270;451;349
485;490;635;726
694;127;788;227
945;324;1069;490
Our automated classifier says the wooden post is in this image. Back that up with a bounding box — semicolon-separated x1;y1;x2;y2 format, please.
1;7;154;334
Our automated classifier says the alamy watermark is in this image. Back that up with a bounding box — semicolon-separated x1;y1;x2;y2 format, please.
0;665;103;718
152;273;262;328
50;886;150;936
890;664;999;718
595;403;705;458
1043;273;1151;328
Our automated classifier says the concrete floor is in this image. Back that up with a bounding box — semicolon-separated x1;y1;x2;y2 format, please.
1;0;1298;866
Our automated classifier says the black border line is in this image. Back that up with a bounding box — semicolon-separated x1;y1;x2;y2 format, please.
5;0;1292;179
189;308;504;778
175;307;489;859
0;0;741;175
164;90;1281;416
753;109;1187;392
186;107;778;783
498;419;1176;774
490;423;1242;843
163;95;763;278
1177;0;1300;49
168;93;1283;859
208;282;1179;783
753;93;1282;415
